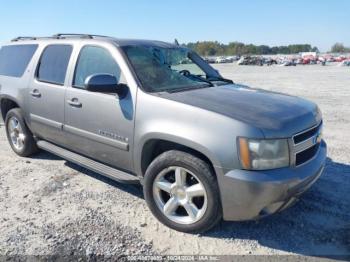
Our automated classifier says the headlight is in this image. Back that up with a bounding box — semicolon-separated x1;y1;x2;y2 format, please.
315;106;322;123
238;137;290;170
316;124;323;144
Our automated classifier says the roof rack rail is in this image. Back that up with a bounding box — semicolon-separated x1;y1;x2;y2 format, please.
52;33;92;39
52;33;109;39
11;36;54;42
11;36;38;42
10;34;110;42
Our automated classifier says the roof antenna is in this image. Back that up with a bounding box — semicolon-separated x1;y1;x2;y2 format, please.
174;39;179;46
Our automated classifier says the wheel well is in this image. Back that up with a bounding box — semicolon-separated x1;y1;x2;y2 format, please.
141;139;215;176
0;99;19;122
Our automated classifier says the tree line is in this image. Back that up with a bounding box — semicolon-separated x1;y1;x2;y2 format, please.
183;41;320;56
330;43;350;53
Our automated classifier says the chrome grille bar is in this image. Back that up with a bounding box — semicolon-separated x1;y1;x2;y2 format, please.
290;122;322;167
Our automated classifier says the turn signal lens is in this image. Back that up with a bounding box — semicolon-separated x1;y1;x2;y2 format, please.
238;137;251;169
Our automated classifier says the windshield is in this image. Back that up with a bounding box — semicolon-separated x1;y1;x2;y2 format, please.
122;45;220;92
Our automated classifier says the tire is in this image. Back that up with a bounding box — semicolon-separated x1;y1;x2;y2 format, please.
143;150;222;233
5;108;38;157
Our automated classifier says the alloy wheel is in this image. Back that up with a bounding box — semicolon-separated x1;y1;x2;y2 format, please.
7;116;26;151
152;166;208;225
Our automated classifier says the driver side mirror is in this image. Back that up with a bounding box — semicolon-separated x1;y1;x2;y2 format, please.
84;74;128;98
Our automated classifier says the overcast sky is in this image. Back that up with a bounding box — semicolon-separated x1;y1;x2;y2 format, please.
0;0;349;51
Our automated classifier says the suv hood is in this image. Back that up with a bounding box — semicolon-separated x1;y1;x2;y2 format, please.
159;84;321;138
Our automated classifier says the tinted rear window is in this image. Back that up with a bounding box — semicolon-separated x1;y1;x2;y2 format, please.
37;45;72;85
0;44;38;77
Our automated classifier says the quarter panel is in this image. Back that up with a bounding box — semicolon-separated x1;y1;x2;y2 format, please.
0;44;39;123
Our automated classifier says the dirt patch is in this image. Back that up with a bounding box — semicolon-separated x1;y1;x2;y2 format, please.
42;209;154;259
38;173;77;197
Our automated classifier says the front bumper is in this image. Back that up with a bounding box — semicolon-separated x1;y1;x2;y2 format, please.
217;140;327;221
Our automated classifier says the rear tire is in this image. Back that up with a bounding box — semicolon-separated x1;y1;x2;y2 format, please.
143;150;222;233
5;108;38;157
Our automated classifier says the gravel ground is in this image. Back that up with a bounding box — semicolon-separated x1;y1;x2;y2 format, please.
0;63;349;260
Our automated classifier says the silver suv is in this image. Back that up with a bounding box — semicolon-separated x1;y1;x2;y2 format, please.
0;34;326;233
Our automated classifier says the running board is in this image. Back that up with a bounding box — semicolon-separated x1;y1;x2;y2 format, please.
37;140;139;184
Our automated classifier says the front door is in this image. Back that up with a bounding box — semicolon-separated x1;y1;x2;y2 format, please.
63;45;135;171
28;44;73;145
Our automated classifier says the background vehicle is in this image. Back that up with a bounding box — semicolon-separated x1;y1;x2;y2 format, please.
215;56;228;63
203;57;216;64
280;60;297;66
226;55;240;63
0;34;326;233
340;60;350;66
237;56;264;65
263;57;278;66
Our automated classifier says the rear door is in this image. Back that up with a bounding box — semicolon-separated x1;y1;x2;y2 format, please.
63;44;135;171
28;44;73;145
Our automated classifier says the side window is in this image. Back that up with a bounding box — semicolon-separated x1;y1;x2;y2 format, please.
37;45;72;85
0;44;38;77
73;46;122;88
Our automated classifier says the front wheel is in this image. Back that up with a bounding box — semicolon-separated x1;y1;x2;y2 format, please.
143;150;222;233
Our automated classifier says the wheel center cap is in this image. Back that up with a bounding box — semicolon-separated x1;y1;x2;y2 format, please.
171;187;187;200
176;188;186;199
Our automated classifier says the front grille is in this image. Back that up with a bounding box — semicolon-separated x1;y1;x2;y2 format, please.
292;122;322;166
293;122;322;144
295;143;320;166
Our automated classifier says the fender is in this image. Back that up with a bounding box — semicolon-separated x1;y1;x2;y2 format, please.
135;131;222;177
0;94;22;122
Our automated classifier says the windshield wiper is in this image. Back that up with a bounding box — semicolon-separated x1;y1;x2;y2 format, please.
207;76;234;84
196;74;233;84
185;74;214;87
167;84;210;93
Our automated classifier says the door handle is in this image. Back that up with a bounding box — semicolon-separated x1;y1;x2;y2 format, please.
67;98;82;108
30;89;41;98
